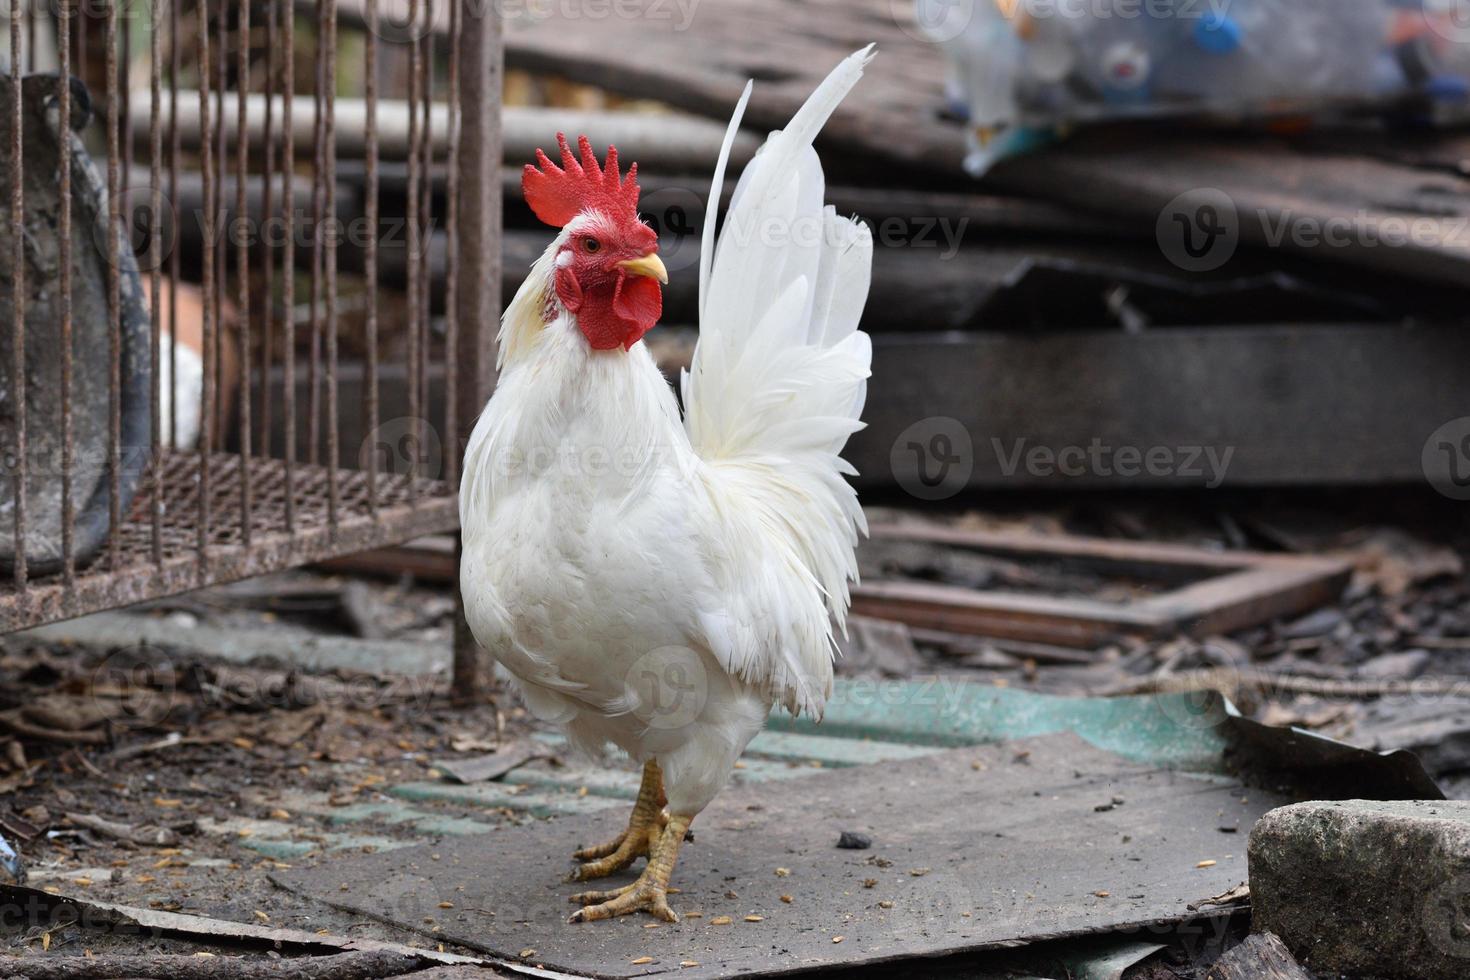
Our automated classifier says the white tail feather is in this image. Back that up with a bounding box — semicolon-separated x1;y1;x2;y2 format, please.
683;47;876;717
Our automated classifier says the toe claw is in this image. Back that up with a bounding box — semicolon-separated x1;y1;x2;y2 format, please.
569;886;677;923
570;883;635;905
572;831;627;862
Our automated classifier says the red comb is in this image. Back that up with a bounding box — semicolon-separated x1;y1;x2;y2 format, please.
522;133;640;228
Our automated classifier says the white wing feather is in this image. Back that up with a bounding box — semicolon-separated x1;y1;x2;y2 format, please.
683;46;875;718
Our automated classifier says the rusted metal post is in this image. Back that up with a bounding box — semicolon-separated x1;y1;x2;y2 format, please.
451;0;501;706
363;0;380;519
10;0;27;590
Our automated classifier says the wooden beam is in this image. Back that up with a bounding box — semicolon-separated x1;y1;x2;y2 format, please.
450;1;501;706
852;524;1349;648
855;325;1470;489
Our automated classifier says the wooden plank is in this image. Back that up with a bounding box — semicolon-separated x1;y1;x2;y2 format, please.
492;0;1470;284
855;324;1470;489
987;127;1470;289
1137;564;1351;638
1205;933;1312;980
851;579;1161;648
869;523;1253;576
854;525;1349;647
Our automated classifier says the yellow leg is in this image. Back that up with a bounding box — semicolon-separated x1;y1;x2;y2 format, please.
569;760;666;880
571;813;692;923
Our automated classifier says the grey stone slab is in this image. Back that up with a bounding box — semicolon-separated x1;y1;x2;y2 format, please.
274;734;1283;979
1249;800;1470;980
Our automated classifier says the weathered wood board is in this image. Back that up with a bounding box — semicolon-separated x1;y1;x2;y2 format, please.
275;734;1281;979
501;0;1470;285
852;324;1470;489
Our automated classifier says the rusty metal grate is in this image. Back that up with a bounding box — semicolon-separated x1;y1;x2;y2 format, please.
1;0;501;639
0;451;458;630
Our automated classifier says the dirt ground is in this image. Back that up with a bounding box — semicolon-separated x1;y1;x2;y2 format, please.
0;492;1463;977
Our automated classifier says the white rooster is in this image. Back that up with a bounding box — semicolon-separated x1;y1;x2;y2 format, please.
459;48;875;923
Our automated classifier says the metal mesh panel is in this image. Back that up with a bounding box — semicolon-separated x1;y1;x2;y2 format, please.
0;0;499;632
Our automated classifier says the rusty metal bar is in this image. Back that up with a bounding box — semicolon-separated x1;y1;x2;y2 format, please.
74;0;84;84
58;0;74;585
106;0;121;569
405;0;421;508
122;0;132;196
451;0;502;703
363;0;379;518
214;0;226;446
167;0;180;451
260;0;276;460
197;0;216;571
9;0;26;589
280;0;296;533
324;0;339;533
149;0;162;566
307;0;324;467
442;0;461;488
236;0;253;546
418;0;433;471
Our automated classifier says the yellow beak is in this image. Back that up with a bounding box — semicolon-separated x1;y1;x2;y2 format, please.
617;253;669;285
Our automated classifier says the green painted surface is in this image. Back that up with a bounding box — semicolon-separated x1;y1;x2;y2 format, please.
503;763;642;799
769;680;1231;772
384;681;1231;828
744;729;938;767
503;755;820;799
240;833;416;860
327;801;500;837
390;781;621;818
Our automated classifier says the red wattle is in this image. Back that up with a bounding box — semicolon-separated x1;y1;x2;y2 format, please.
573;272;662;352
612;273;663;350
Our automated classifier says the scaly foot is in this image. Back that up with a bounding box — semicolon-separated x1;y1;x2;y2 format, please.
571;813;692;923
569;760;667;881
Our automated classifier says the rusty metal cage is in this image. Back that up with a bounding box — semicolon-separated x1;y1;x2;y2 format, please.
0;0;500;662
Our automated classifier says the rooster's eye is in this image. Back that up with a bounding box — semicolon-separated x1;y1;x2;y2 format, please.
583;237;601;253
